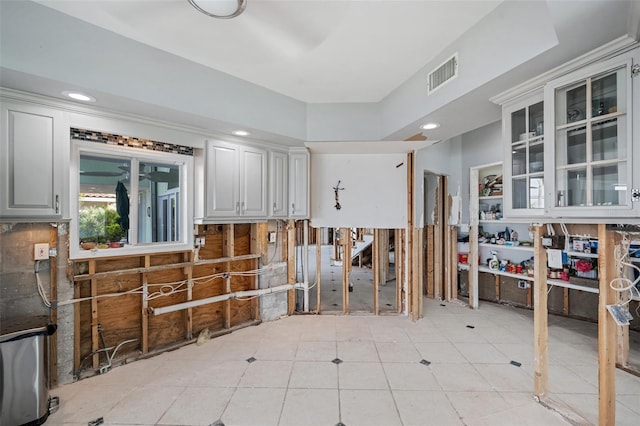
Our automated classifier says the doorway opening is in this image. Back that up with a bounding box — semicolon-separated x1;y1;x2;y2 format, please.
306;227;403;314
424;172;454;300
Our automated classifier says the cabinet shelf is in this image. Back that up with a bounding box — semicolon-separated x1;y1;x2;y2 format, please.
478;265;534;281
479;195;503;201
479;219;505;224
565;251;599;259
479;243;533;252
547;278;599;294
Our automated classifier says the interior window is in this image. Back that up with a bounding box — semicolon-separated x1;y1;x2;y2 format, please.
73;140;191;258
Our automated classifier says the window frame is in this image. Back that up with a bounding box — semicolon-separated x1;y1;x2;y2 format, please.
70;139;193;260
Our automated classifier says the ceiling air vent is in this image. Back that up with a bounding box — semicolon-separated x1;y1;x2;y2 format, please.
428;53;458;95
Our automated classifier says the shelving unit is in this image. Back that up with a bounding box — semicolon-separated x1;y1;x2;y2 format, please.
469;162;535;308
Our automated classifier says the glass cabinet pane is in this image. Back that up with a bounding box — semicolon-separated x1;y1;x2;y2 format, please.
556;125;586;166
591;71;617;117
557;167;587;207
529;177;544;208
592;117;624;161
529;142;544;173
593;163;626;206
560;83;587;126
512;177;527;209
529;101;544;136
512;143;526;176
511;108;526;142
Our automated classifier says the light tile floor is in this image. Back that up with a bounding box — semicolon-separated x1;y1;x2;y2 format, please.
47;298;640;426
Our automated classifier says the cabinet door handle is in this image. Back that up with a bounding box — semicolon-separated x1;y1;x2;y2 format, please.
273;202;277;214
241;201;245;214
55;194;59;214
236;202;240;214
291;203;295;215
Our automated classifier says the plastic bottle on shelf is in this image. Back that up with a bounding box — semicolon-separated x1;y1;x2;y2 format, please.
489;251;499;271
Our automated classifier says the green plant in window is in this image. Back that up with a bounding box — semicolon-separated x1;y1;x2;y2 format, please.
79;206;124;243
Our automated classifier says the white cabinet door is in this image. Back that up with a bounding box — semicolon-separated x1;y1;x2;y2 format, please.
240;146;267;217
269;151;288;217
289;150;309;218
0;101;67;218
206;142;239;217
544;50;640;218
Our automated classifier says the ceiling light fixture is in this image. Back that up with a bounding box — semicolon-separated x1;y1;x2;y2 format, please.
233;130;250;136
420;122;440;130
188;0;247;19
63;91;95;102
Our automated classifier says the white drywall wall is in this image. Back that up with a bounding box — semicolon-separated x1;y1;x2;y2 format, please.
310;153;407;228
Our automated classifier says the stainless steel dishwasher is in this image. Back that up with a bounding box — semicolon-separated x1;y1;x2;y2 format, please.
0;316;58;426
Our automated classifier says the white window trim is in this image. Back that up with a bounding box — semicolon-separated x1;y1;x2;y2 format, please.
70;139;194;260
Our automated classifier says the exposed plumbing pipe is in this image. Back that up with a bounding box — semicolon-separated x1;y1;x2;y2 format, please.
151;283;300;315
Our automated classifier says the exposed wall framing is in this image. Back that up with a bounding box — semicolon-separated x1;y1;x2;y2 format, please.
71;223;265;379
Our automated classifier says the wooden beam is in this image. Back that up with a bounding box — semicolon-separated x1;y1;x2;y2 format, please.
396;229;404;314
223;224;234;329
563;287;569;316
495;275;500;302
342;228;351;314
73;280;81;374
90;260;99;369
426;226;434;298
184;251;193;340
316;227;322;313
533;224;548;399
141;255;150;354
373;229;380;315
287;220;296;315
598;224;618;426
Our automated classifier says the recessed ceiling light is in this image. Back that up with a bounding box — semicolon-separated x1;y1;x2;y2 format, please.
62;91;95;102
232;130;250;136
420;122;440;130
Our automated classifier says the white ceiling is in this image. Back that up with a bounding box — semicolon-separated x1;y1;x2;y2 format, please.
33;0;502;103
1;1;638;145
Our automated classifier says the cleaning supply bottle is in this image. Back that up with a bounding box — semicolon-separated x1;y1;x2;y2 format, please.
489;251;499;271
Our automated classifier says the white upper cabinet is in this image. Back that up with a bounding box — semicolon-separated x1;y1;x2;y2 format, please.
205;140;267;219
269;151;288;218
544;50;640;218
289;149;309;218
0;100;68;219
503;92;545;217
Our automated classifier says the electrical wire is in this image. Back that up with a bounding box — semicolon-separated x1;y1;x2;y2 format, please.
610;235;640;308
35;260;52;308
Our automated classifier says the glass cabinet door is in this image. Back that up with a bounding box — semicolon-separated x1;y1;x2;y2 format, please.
553;65;628;208
507;99;545;212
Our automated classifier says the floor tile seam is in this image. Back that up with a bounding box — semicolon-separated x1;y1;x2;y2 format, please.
441;388;471;426
275;358;298;426
217;386;241;425
154;385;191;425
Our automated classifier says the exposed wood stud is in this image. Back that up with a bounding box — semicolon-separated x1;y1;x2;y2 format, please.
142;255;150;354
468;167;479;309
450;226;458;301
287;220;296;315
495;275;500;301
598;224;618;426
184;251;193;340
563;288;570;315
426;226;435;298
223;224;234;329
373;229;380;315
342;228;351;314
533;225;548;399
316;227;322;313
90;260;99;369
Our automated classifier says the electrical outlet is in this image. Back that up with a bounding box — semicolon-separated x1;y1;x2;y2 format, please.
34;243;49;260
517;280;528;289
268;231;277;243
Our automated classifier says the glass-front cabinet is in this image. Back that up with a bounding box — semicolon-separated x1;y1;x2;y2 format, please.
543;50;639;218
503;92;545;216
